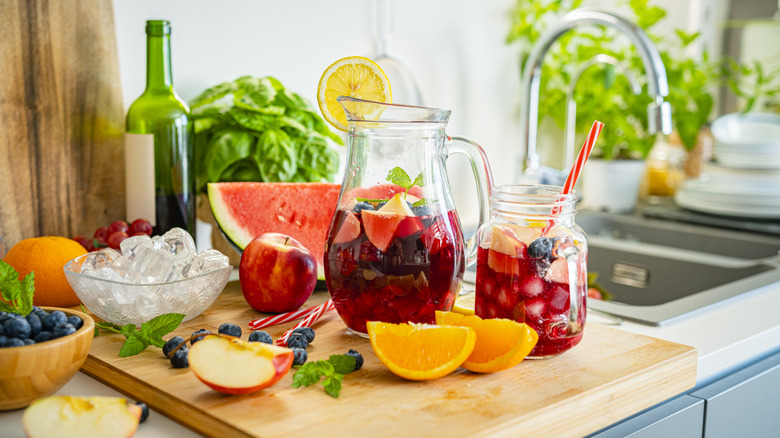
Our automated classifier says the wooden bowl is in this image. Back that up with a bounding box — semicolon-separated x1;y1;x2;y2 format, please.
0;307;94;410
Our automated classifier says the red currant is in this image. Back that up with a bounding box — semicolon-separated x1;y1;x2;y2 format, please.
107;220;130;235
129;219;153;236
107;231;129;249
93;227;109;246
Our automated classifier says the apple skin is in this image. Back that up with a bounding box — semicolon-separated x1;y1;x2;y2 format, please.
189;335;294;395
240;233;317;313
23;396;142;438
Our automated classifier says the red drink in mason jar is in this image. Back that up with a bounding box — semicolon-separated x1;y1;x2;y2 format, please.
474;186;587;358
325;188;465;335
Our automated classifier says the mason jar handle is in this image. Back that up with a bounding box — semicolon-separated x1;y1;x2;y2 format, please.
559;243;585;334
445;136;494;266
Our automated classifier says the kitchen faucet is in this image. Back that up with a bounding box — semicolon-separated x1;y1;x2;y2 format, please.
518;9;673;178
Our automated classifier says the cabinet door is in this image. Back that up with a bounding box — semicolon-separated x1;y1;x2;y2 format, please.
588;395;704;438
691;351;780;438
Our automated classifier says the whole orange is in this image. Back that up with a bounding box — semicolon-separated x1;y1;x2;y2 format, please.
3;236;87;307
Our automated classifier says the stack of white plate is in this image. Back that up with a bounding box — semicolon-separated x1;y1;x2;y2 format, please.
675;113;780;219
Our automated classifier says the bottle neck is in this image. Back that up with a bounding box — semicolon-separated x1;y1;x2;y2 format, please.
489;184;577;225
145;32;173;92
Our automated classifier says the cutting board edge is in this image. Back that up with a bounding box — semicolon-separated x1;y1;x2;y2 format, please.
81;356;254;438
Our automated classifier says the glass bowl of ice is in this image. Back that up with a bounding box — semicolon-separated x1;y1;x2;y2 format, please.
63;228;232;326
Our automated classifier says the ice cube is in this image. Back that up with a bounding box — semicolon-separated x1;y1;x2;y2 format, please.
152;235;169;252
120;235;154;261
126;246;177;284
80;248;121;275
93;266;124;283
107;255;134;280
191;249;229;273
161;227;197;264
520;276;544;298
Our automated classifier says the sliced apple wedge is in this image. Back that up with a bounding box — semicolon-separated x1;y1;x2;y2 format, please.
333;211;362;243
189;335;294;395
489;225;527;257
23;396;142;438
361;210;405;252
378;193;415;216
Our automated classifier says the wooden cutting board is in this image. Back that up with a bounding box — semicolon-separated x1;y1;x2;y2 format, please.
81;281;697;438
0;0;125;249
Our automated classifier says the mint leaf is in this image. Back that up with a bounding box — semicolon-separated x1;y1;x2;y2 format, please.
328;354;356;375
323;374;344;398
412;198;428;207
120;324;137;338
412;171;424;189
386;167;412;189
119;332;150;357
95;321;124;333
291;362;326;388
141;313;185;348
355;197;390;203
0;261;35;315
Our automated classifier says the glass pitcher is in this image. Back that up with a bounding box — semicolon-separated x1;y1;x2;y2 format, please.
324;97;493;335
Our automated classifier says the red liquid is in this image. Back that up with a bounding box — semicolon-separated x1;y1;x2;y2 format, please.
475;245;585;357
325;209;465;334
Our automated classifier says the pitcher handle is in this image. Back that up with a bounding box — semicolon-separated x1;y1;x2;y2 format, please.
559;243;585;334
445;136;494;267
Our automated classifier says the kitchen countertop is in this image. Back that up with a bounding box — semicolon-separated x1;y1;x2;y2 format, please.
2;276;779;437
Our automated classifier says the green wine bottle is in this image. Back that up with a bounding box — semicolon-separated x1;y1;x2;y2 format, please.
125;19;195;237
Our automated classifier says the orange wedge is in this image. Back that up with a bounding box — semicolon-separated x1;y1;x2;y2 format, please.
366;321;476;381
435;311;538;373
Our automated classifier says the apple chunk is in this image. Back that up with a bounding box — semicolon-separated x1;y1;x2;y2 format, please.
361;210;405;252
189;335;294;395
23;396;142;438
333;211;361;244
378;193;415;216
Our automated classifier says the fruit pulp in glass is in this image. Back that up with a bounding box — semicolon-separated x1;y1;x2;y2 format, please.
475;229;585;357
325;207;464;335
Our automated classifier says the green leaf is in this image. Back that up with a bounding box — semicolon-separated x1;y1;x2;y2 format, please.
140;313;185;348
120;324;137;338
323;374;344;398
191;81;237;108
229;108;276;133
675;30;700;47
202;130;255;190
0;261;21;306
95;321;124;333
291;363;325;388
411;172;425;189
386;167;412;189
118;332;150;357
233;76;277;109
0;261;35;315
411;198;428;207
256;130;297;182
328;354;356;375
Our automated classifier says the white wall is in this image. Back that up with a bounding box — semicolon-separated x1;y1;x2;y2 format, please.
113;0;698;226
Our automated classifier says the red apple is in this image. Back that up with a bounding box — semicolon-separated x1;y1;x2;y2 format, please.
189;335;294;395
23;396;142;438
240;232;317;313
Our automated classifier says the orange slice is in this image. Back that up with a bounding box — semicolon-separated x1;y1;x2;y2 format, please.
435;311;538;373
366;321;476;381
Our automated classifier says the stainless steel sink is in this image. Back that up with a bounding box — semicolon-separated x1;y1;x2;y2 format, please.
579;210;780;326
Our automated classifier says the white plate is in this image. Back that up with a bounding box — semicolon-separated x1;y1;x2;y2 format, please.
711;112;780;148
714;155;780;170
675;189;780;219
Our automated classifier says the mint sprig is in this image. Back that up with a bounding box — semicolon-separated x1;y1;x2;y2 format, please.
0;260;35;316
291;354;357;398
386;167;425;201
95;313;185;357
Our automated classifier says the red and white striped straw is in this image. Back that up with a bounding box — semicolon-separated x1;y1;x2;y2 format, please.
276;299;335;346
248;304;322;330
544;120;604;234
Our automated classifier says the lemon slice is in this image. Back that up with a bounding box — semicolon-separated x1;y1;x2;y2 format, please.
317;56;392;131
453;292;475;315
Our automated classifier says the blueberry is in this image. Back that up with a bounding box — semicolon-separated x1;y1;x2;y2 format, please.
162;336;186;358
248;330;273;344
23;338;35;346
33;331;54;343
412;205;433;217
218;323;242;338
134;401;149;423
26;313;42;337
34;309;48;321
352;201;376;214
43;311;67;331
346;349;364;371
528;237;554;260
170;347;189;368
67;315;83;330
5;338;24;347
376;201;388;210
53;323;76;338
292;327;315;344
286;333;308;349
4;317;31;339
292;348;308;366
190;329;211;345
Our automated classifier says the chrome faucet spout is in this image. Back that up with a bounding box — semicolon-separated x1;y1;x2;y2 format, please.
519;9;673;178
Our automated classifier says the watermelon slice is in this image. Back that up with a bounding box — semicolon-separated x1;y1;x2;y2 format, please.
208;182;341;278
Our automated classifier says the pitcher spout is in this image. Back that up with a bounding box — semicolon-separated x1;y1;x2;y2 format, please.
337;96;450;125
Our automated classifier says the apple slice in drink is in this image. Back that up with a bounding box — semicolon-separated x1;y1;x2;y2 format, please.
23;396;143;438
189;335;294;395
487;225;526;275
334;211;362;243
362;211;406;252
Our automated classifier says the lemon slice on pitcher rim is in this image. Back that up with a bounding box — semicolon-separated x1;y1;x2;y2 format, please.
317;56;392;132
